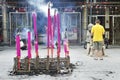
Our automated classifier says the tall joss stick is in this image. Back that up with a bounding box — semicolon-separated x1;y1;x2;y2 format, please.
47;5;50;57
52;10;57;57
53;11;57;39
27;31;31;70
16;35;21;69
57;13;61;57
50;16;54;58
28;31;31;59
33;12;39;57
33;12;37;38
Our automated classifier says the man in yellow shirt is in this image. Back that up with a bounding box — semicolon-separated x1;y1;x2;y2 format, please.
91;19;105;60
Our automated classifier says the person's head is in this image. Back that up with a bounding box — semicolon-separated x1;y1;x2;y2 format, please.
95;19;100;24
88;23;93;31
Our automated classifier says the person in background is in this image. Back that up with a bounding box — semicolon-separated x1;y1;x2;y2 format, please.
91;19;105;60
20;39;27;50
86;23;94;56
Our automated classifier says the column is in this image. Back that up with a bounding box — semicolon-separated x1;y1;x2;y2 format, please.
82;5;88;43
105;7;110;39
2;1;8;44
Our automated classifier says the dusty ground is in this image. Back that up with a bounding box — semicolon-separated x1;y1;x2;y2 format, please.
0;45;120;80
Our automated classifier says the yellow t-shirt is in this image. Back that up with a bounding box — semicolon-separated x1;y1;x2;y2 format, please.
91;23;105;42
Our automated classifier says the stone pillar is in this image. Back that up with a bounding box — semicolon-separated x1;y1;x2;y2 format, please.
82;5;88;43
2;1;8;44
105;7;110;39
105;7;109;29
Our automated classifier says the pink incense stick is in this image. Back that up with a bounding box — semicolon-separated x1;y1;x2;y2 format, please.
53;13;56;38
33;12;37;37
47;8;50;48
16;35;21;57
28;31;31;58
64;39;69;57
47;7;51;56
49;8;53;58
49;15;51;46
50;22;54;58
57;13;61;57
16;35;21;69
33;12;39;57
35;41;38;57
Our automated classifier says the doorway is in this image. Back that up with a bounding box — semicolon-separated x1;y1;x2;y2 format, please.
113;16;120;45
60;12;82;45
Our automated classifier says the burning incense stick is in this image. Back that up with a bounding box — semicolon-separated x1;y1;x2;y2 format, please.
16;35;21;69
28;31;31;58
57;13;61;57
33;12;39;57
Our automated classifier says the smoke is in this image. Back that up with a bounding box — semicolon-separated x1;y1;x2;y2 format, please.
28;0;55;17
27;0;77;35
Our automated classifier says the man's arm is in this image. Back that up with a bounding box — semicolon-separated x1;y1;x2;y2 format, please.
91;27;94;38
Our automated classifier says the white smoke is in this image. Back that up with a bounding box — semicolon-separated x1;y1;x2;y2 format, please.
28;0;56;17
